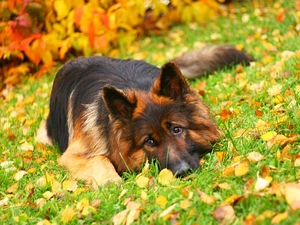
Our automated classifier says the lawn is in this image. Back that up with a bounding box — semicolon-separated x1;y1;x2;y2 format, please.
1;1;300;224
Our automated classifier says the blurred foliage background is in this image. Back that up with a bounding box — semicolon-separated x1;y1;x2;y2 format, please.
0;0;231;89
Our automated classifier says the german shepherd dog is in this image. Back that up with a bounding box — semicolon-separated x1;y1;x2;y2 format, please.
37;45;251;186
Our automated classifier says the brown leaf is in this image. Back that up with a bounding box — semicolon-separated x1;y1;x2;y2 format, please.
212;205;236;225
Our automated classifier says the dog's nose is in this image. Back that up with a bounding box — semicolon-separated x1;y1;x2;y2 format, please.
170;161;192;177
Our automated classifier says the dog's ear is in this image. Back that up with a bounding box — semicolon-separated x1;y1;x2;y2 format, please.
103;86;136;120
154;62;190;99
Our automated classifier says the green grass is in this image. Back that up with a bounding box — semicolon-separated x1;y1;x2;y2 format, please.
1;1;300;224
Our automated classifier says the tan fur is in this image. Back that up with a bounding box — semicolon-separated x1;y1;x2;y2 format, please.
36;121;53;146
67;90;75;143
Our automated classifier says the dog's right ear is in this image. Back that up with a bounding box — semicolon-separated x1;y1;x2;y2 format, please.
153;62;190;100
102;86;136;121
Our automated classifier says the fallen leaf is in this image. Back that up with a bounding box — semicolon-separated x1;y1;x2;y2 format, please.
197;189;216;205
14;170;28;181
62;180;78;192
284;182;300;211
222;167;235;176
113;209;129;225
235;160;250;177
77;198;89;212
261;131;277;141
157;168;175;186
222;194;242;205
217;183;232;190
267;84;282;96
247;152;264;163
0;197;9;207
180;199;191;209
136;175;149;188
159;203;177;218
61;206;75;223
155;195;168;207
42;191;54;200
271;212;288;224
212;205;236;225
216;151;226;162
254;176;270;192
7;183;18;193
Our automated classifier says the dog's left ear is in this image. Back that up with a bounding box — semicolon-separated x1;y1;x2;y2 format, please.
154;62;190;99
102;86;136;121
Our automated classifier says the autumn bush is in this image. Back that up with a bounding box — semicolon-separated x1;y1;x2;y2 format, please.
0;0;220;88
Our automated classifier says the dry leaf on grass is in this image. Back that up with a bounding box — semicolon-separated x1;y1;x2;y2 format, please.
61;206;75;223
157;168;176;186
235;160;250;177
212;205;236;225
283;182;300;211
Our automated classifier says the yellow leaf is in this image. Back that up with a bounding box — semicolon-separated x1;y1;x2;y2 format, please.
27;167;37;173
77;198;89;212
159;204;177;218
37;219;52;225
261;131;277;141
155;195;168;208
43;191;54;200
61;206;75;223
217;182;232;190
81;205;97;216
271;212;288;224
14;170;28;181
222;194;241;205
63;180;78;192
180;199;191;209
157;168;175;186
267;84;282;96
235;160;249;177
36;198;47;208
136;175;149;188
54;0;71;20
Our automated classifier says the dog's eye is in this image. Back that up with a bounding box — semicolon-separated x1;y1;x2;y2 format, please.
171;126;183;136
144;138;156;147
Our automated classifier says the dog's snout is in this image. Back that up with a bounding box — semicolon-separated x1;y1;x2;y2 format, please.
169;161;192;177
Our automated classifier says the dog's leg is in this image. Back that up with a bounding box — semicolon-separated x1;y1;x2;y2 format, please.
58;139;121;186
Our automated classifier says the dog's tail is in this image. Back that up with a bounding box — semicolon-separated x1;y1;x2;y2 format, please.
172;45;253;78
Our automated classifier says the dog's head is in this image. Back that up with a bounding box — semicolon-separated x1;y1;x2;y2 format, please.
103;62;221;176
